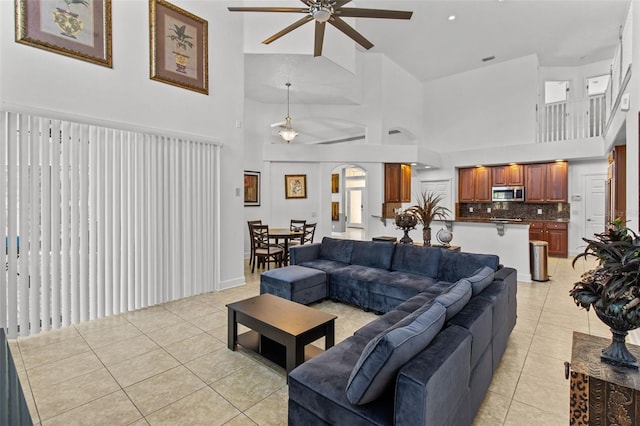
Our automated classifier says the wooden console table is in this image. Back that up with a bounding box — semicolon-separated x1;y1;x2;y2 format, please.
568;331;640;425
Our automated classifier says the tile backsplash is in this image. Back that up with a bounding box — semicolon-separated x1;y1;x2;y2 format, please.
458;202;571;221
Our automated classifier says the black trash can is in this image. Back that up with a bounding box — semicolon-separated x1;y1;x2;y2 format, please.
529;240;549;282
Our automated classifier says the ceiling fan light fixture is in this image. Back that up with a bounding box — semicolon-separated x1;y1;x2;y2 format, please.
312;5;332;23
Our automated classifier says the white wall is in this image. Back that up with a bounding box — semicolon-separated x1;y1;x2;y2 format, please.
0;0;246;289
423;54;539;151
626;0;639;230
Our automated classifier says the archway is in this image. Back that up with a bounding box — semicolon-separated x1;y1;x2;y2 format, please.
330;164;367;241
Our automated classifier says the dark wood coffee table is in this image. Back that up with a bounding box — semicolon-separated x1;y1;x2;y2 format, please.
227;294;337;373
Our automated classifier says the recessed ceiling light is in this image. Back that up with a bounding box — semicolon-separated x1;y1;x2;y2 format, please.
424;165;431;169
448;15;456;21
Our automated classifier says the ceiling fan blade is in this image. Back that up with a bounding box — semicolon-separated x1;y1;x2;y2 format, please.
227;7;308;13
329;16;373;50
338;8;413;20
314;21;326;57
263;15;314;45
334;0;353;8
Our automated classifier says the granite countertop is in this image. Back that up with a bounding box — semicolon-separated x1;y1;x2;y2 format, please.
454;217;569;224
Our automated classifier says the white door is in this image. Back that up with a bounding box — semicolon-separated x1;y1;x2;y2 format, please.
585;174;607;238
347;189;363;228
420;180;453;219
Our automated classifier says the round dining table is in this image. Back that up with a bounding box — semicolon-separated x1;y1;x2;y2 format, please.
268;228;303;265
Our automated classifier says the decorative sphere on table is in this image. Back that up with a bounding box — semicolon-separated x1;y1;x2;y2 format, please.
436;228;453;246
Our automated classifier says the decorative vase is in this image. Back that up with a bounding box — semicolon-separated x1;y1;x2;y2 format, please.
422;227;431;246
395;213;417;244
172;51;190;73
52;8;84;39
594;306;639;369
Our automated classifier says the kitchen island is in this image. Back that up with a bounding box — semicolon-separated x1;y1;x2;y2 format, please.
432;219;532;282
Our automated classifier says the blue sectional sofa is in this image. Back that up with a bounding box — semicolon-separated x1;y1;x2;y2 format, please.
286;238;517;425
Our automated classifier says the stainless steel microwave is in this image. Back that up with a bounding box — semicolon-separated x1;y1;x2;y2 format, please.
492;186;525;202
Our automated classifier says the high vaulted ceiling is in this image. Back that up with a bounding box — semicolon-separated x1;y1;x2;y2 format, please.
242;0;630;101
237;0;631;143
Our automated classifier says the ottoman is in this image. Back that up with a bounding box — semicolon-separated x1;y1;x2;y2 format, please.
260;265;327;305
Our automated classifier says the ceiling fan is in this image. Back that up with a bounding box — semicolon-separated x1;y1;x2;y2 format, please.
228;0;413;57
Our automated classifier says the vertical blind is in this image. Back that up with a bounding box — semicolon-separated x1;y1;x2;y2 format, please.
1;111;219;338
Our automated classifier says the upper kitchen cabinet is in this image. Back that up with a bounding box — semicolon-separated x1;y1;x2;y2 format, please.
459;167;491;202
492;164;524;186
385;163;412;203
524;162;568;203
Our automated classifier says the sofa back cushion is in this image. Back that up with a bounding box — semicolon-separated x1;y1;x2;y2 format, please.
345;302;446;405
435;279;472;320
350;241;396;270
319;237;354;264
437;250;499;283
391;244;441;278
468;266;496;296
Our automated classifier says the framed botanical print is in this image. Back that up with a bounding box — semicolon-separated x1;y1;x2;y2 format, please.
15;0;112;67
285;174;307;199
149;0;208;94
244;171;260;207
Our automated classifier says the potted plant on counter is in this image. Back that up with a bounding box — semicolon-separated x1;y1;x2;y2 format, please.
570;218;640;369
405;191;451;246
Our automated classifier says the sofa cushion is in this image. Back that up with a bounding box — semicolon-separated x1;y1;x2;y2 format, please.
435;279;472;320
345;302;446;405
288;335;394;425
391;244;442;278
354;310;412;340
437;250;499;283
319;237;354;264
298;259;350;274
351;241;395;270
468;266;495;296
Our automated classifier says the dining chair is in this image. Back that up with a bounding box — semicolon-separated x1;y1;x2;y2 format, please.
247;220;262;269
250;224;284;273
288;219;307;247
302;223;317;244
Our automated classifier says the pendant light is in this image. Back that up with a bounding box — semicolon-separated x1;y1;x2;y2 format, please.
279;82;298;143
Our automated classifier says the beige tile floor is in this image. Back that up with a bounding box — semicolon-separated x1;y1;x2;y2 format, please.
7;256;621;425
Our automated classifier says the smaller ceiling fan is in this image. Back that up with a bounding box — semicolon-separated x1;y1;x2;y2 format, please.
228;0;413;57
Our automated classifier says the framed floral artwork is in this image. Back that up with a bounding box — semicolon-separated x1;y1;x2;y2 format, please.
285;174;307;199
244;171;260;207
15;0;112;67
150;0;208;94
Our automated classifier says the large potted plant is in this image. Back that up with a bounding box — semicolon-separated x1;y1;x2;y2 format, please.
570;219;640;369
404;191;451;246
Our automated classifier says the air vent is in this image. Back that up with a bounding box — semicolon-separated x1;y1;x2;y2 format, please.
482;56;496;62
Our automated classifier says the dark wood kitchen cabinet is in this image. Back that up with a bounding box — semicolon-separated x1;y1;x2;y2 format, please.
385;163;411;203
529;221;568;257
492;164;524;186
524;162;567;203
458;167;491;202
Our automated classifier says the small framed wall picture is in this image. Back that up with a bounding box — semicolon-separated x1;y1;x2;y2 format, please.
331;173;339;193
15;0;113;67
285;174;307;199
149;0;208;94
244;171;260;206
